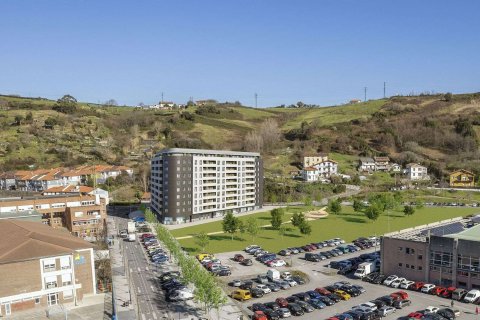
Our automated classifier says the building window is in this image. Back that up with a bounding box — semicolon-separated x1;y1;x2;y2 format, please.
35;298;40;304
418;254;423;260
43;258;56;272
418;266;423;271
398;247;403;251
398;263;403;267
411;265;415;269
406;264;410;268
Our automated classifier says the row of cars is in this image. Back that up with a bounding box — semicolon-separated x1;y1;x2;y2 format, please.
195;253;232;276
158;271;194;302
363;273;480;304
328;289;459;320
236;251;287;268
230;271;306;300
140;233;170;265
247;281;367;320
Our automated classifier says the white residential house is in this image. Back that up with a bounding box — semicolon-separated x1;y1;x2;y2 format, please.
359;157;376;172
405;163;428;180
373;156;390;171
302;160;338;182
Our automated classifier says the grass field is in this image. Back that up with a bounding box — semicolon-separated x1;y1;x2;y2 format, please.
175;206;478;254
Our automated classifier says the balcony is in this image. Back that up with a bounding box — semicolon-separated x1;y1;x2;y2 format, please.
45;282;58;289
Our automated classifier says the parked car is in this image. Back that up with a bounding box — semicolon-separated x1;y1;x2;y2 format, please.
411;281;426;291
287;303;304;316
253;311;268;320
391;291;409;300
256;284;272;294
241;259;253;266
463;289;480;303
393;299;411;309
275;297;289;308
308;299;326;309
334;290;351;300
383;275;399;286
297;301;314;313
441;287;456;298
421;284;436;294
436;308;458;320
234;254;245;262
377;306;396;317
231;289;252;301
266;283;281;292
250;288;265;298
277;308;291;318
291;275;305;285
424;306;440;314
400;280;415;290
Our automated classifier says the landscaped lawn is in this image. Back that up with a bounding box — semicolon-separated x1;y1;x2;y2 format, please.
175;206;478;254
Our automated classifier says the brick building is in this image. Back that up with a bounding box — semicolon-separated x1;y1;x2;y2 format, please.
0;220;97;316
0;194;107;241
381;218;480;290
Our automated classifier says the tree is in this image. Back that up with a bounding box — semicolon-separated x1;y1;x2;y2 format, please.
403;205;416;216
25;112;33;123
194;231;210;252
353;199;366;212
303;195;313;207
278;224;288;240
393;192;404;208
415;200;425;210
14;114;24;125
237;220;246;238
327;199;342;215
246;217;260;242
444;92;452;102
298;221;312;236
364;204;382;222
244;131;263;152
270;208;284;230
259;118;281;151
53;94;77;114
104;99;118;107
222;212;240;240
291;213;306;227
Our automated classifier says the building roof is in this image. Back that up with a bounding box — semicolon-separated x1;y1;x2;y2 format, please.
43;185;94;194
359;157;375;163
444;223;480;241
374;156;390;162
0;220;93;264
303;167;317;172
157;148;260;157
449;169;474;176
406;163;426;168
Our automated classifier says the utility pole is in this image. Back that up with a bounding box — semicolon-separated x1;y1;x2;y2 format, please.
254;93;258;108
364;87;367;102
383;82;386;98
161;92;164;104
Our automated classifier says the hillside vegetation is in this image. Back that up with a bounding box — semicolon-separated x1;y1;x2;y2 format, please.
2;92;480;188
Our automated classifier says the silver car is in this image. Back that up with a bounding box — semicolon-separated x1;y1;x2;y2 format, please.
378;306;396;317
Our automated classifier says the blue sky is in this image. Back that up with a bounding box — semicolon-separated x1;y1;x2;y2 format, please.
1;1;479;107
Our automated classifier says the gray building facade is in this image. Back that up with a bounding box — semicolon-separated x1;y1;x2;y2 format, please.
151;148;263;224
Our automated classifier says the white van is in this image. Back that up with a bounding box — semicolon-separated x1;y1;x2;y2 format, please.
463;289;480;303
267;268;280;281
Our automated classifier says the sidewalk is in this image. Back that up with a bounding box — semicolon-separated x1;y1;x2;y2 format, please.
107;216;136;320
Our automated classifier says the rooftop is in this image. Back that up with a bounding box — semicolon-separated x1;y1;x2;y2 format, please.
383;217;472;242
444;223;480;241
0;220;93;264
156;148;260;157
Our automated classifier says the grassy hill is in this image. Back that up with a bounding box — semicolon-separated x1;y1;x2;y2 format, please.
2;92;480;194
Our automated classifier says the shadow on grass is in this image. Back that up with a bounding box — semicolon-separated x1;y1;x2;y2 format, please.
341;217;367;223
285;233;302;238
209;234;245;241
182;247;196;253
259;236;274;240
258;216;271;221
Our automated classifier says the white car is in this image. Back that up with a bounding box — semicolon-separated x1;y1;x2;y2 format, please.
286;279;297;287
383;275;398;286
400;280;414;289
390;278;407;288
271;260;286;267
378;306;396;317
359;302;378;311
333;237;346;244
425;306;439;314
232;279;242;287
421;284;436;293
256;284;271;294
281;271;292;279
464;289;480;303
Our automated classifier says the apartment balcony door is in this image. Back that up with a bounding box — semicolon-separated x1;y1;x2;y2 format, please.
47;293;58;306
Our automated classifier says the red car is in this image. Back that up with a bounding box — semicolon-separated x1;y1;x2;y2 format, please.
327;317;340;320
411;282;425;291
441;286;456;298
233;254;244;262
431;286;446;295
276;297;288;308
302;245;314;252
391;290;409;300
315;287;331;295
140;233;154;239
253;311;268;320
408;312;424;319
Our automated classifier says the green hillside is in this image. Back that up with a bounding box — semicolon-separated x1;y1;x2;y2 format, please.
2;92;480;192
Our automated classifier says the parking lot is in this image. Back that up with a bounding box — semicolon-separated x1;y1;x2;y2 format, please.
215;246;480;319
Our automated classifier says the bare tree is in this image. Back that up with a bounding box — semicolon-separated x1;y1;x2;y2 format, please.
244;131;263;152
259;118;281;151
104;99;118;107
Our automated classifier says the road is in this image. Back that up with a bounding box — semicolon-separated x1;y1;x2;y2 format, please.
109;206;204;320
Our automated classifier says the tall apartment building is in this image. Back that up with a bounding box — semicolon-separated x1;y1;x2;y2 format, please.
0;194;107;241
151;148;263;224
0;220;96;316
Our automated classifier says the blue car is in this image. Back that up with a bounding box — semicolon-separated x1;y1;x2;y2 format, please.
306;290;322;299
133;217;145;222
308;299;326;309
336;314;354;320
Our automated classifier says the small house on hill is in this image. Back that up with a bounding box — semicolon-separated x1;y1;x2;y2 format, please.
449;170;475;188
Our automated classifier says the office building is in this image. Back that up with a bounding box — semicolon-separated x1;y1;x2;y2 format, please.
151;148;263;224
0;220;96;316
381;217;480;289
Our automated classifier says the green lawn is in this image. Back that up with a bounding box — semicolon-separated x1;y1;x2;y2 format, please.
176;206;478;254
